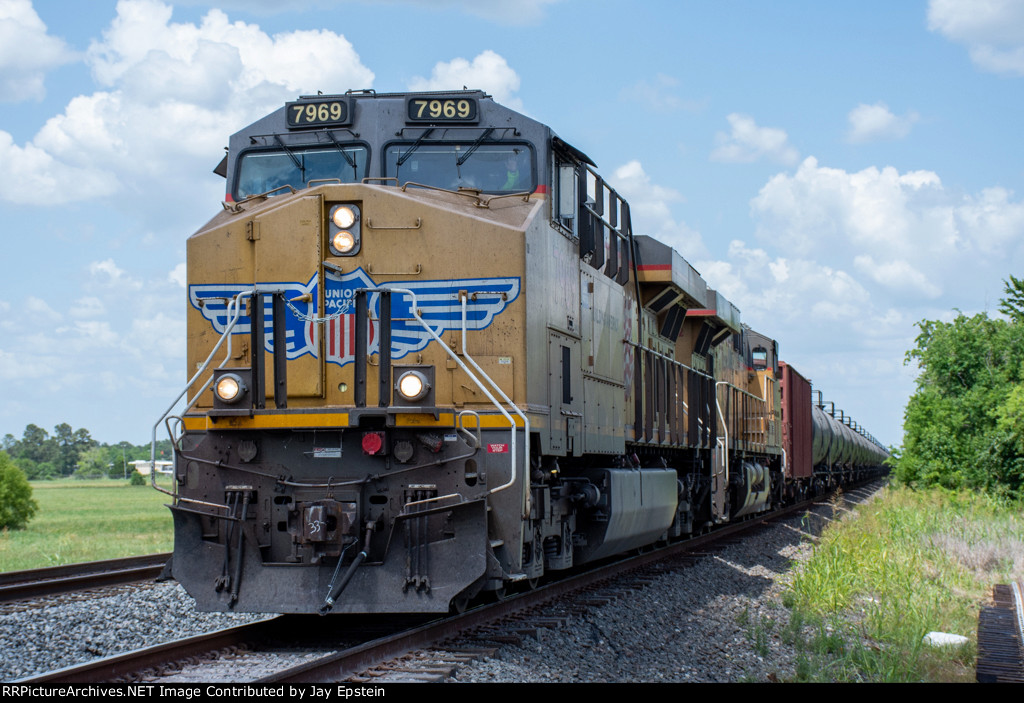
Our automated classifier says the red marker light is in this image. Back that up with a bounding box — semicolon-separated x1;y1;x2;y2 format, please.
362;431;384;455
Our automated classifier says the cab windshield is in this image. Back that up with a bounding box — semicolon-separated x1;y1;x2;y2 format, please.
235;146;369;199
384;143;533;193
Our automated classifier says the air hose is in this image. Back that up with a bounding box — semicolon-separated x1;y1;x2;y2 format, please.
320;522;374;615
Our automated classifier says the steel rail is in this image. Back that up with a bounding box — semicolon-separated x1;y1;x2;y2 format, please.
16;480;884;684
15;617;282;684
263;484;878;683
0;553;171;603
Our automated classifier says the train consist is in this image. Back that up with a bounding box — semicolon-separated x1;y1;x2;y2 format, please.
160;89;888;614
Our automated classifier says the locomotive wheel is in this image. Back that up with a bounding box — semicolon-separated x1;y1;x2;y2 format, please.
492;586;508;601
451;595;471;614
526;577;540;590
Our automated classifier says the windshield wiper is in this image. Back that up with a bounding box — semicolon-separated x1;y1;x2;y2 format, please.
456;128;495;167
396;128;435;167
273;135;304;175
321;130;358;180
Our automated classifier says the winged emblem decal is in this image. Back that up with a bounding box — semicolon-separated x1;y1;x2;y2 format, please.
188;268;520;367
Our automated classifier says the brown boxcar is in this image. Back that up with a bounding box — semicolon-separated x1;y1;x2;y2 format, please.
779;361;813;481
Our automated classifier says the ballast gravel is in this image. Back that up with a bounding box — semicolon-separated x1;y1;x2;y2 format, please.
449;484;884;683
0;483;883;683
0;582;267;681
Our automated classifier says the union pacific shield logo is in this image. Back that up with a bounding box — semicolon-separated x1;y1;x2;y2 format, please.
189;268;520;367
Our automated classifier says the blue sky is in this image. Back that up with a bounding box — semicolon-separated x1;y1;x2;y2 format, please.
1;0;1023;447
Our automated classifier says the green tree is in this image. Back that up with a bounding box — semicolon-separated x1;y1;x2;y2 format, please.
999;274;1024;323
73;446;110;479
0;451;38;529
53;424;95;476
895;302;1024;498
14;457;57;480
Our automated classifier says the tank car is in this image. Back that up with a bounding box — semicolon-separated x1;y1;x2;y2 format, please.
156;89;888;614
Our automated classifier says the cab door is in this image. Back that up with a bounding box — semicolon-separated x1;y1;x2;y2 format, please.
548;331;582;456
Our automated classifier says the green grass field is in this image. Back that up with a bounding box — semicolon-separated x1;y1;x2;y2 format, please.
0;478;175;571
781;486;1024;682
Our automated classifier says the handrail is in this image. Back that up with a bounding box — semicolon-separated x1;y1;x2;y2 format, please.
367;287;522;507
149;291;252;499
626;339;714;380
715;382;730;485
460;293;529;500
150;285;294;505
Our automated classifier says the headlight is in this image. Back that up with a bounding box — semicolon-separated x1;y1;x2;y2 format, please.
396;370;429;402
332;205;357;229
328;203;361;256
215;373;246;404
332;230;355;253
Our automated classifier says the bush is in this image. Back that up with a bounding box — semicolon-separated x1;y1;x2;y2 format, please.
14;457;58;480
130;471;146;486
0;451;38;529
895;309;1024;499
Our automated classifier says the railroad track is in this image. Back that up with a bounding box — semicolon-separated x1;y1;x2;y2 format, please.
0;553;171;604
977;581;1024;683
16;483;883;684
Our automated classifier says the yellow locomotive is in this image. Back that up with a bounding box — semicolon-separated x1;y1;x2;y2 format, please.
158;90;887;614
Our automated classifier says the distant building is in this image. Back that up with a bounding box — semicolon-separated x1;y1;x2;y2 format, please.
131;460;174;476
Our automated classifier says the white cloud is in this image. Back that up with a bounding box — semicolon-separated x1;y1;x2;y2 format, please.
169;263;187;288
407;50;521;110
954;186;1024;254
750;156;1024;301
0;130;119;205
128;312;186;360
0;257;189;430
0;0;75;102
710;114;799;165
70;297;107;318
853;256;942;298
847;102;919;143
0;347;53;381
752;157;944;256
0;0;375;206
927;0;1024;44
182;0;564;24
928;0;1024;75
25;296;62;322
696;241;872;326
88;2;373;94
88;259;143;290
610;160;708;260
60;320;120;350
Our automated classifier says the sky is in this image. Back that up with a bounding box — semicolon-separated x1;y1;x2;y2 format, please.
1;0;1022;448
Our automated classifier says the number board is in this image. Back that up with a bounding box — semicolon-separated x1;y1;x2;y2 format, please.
286;99;350;129
407;97;478;123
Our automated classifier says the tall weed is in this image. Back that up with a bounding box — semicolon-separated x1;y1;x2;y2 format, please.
784;486;1016;682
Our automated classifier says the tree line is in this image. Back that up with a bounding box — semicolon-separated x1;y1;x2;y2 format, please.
893;275;1024;500
1;424;173;480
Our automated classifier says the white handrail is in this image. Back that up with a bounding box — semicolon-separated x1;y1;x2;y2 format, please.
460;293;529;499
149;291;253;497
383;287;519;500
